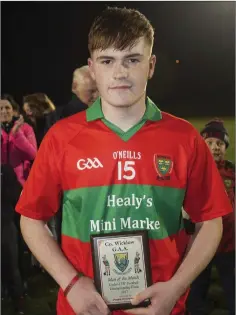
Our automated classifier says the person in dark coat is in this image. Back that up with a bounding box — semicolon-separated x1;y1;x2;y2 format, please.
1;163;25;313
61;65;98;119
23;93;57;147
187;119;235;315
23;93;59;251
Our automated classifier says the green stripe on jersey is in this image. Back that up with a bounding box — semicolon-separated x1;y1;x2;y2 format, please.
62;184;185;242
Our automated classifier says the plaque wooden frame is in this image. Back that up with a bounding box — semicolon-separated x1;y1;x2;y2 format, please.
91;230;152;310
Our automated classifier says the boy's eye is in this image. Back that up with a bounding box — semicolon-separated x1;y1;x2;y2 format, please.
129;59;139;63
101;60;112;65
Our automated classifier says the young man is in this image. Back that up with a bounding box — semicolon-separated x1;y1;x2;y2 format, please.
187;119;235;315
16;7;232;315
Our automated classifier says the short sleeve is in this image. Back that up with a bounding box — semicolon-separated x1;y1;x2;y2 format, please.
16;129;62;221
184;131;232;223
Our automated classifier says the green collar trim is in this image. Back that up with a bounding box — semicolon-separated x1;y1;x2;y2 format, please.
86;97;162;141
86;97;162;122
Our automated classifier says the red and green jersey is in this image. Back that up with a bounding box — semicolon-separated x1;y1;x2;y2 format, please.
16;97;232;315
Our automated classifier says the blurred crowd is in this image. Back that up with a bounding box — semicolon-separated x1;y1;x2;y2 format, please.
1;66;98;314
1;65;235;315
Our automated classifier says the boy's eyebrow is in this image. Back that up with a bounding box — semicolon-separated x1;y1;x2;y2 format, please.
96;53;143;61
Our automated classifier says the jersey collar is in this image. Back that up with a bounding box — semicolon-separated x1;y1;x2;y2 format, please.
86;97;162;122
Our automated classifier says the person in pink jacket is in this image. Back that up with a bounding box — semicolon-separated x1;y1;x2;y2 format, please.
1;98;37;186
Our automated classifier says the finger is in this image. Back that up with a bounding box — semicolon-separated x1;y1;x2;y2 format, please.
125;307;149;315
88;306;104;315
81;309;101;315
95;296;110;314
91;305;109;315
131;286;154;305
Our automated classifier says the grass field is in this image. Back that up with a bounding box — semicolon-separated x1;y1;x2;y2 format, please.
2;117;235;315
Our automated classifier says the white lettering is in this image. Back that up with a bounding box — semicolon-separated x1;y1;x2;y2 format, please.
104;221;112;231
113;151;142;160
117;198;124;207
140;220;146;229
135;197;142;209
120;217;131;229
107;195;116;207
107;194;154;209
90;218;117;232
130;194;134;206
124;197;131;206
132;220;139;229
77;158;103;170
90;218;161;232
155;221;160;229
145;218;155;230
146;198;153;207
90;220;100;232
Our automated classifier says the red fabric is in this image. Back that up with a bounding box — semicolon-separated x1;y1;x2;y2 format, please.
217;160;235;253
15;111;232;315
16;111;232;222
1;122;37;186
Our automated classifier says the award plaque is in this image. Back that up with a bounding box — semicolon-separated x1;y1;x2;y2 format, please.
91;230;152;310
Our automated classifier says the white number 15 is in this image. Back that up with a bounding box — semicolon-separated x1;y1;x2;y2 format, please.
117;161;136;180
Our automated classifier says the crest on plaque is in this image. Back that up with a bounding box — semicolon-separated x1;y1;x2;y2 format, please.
114;253;129;273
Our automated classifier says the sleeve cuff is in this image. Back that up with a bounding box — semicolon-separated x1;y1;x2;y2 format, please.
15;207;54;222
190;208;232;223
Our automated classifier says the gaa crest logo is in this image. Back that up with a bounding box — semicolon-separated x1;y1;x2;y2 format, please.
154;155;173;180
114;253;129;273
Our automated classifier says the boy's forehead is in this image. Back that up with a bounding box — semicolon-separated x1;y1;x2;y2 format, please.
92;37;151;58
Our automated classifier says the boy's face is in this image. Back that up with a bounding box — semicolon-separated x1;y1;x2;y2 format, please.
88;37;156;107
205;137;226;162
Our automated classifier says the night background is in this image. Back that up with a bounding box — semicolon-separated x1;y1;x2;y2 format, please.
1;3;236;315
2;1;235;117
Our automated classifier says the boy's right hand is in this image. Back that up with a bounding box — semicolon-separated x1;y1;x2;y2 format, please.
66;276;110;315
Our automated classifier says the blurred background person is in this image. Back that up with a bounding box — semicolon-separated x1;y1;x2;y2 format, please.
2;93;21;117
187;119;235;315
1;97;37;305
61;65;98;118
1;164;25;314
23;93;57;147
23;93;61;244
50;66;99;244
1;98;37;186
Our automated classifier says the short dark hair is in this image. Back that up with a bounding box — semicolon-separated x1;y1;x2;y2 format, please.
88;7;154;55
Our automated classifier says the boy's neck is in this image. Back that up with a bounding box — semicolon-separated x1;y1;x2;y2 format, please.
101;94;146;132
